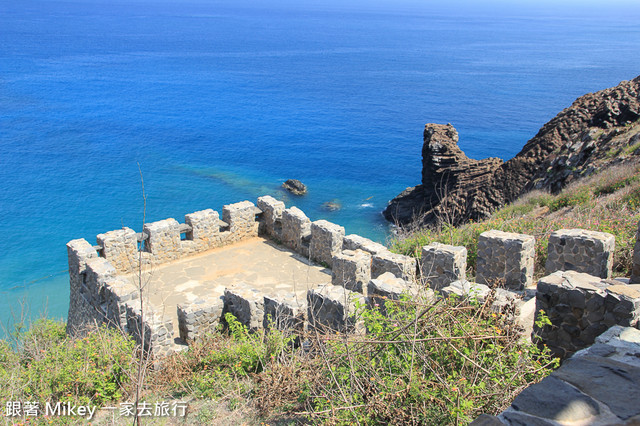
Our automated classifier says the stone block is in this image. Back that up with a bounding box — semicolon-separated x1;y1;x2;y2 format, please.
144;218;181;263
342;234;388;256
469;414;505;426
371;251;417;282
281;207;311;257
263;293;306;332
224;284;265;331
534;270;640;358
222;200;260;243
177;292;224;342
546;228;615;279
440;280;491;303
504;376;601;424
307;284;366;333
257;195;285;240
185;208;222;249
332;249;371;293
67;238;99;276
630;221;640;284
368;272;429;315
66;238;101;336
482;325;640;425
420;243;467;290
103;276;138;330
125;301;175;358
476;230;535;290
310;220;345;267
97;227;139;273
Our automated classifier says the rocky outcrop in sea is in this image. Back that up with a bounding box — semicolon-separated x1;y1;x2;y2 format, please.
384;75;640;227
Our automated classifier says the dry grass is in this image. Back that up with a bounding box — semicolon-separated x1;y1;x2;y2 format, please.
390;163;640;279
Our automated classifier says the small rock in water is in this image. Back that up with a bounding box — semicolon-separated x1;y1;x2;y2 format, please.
321;199;342;211
282;179;307;195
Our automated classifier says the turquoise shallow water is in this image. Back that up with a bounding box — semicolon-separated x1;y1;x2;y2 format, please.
1;0;640;327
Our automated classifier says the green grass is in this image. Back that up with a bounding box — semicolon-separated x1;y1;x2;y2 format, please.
0;303;558;425
390;164;640;278
0;319;136;408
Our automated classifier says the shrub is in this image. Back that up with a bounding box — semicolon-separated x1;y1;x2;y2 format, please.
255;294;558;424
0;320;137;407
546;187;592;212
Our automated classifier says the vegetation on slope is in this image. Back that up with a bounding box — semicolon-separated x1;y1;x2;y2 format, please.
389;163;640;279
0;295;558;425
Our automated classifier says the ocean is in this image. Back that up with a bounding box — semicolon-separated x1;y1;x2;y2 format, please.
1;0;640;326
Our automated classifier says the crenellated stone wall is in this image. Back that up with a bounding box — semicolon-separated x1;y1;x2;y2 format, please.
67;194;640;360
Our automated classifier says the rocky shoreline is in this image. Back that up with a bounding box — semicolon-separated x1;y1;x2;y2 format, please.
384;76;640;227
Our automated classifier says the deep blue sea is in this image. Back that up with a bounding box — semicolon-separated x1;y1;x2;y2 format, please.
1;0;640;327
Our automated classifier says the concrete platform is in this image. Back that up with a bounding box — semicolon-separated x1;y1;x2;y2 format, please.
122;237;331;336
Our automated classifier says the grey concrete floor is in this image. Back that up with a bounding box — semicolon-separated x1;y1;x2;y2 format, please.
123;237;331;335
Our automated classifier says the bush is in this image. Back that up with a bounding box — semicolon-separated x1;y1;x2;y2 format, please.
546;187;592;212
156;313;295;403
0;320;137;407
255;294;558;424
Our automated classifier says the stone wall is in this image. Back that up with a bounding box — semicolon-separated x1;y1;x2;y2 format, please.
94;203;263;275
476;230;535;290
332;249;371;293
310;220;345;267
68;194;640;360
177;292;224;342
257;195;285;240
281;206;312;257
264;293;306;332
66;238;100;335
371;251;417;282
66;238;176;358
223;201;260;244
420;243;466;290
223;284;265;331
545;228;615;279
125;304;175;359
96;228;139;272
307;284;366;333
183;209;225;253
534;270;640;358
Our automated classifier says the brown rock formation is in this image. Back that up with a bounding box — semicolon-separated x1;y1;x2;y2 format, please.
384;76;640;227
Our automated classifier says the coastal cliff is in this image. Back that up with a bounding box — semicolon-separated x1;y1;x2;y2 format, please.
384;76;640;226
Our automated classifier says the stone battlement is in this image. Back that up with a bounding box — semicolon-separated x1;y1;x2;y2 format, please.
67;196;640;360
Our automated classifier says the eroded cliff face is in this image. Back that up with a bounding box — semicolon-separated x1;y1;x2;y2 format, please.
384;76;640;227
